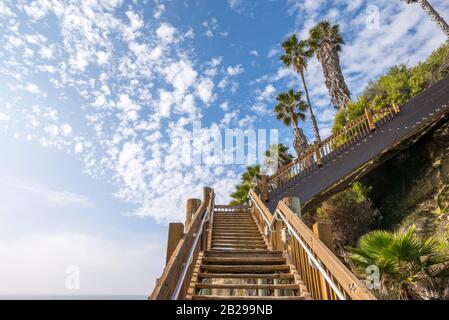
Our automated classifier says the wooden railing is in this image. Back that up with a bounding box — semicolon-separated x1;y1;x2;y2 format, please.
264;105;400;200
150;188;214;300
249;189;376;300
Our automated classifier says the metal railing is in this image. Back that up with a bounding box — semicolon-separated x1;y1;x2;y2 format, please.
249;190;376;300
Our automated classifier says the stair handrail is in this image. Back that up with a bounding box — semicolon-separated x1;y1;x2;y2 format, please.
150;189;214;300
171;191;215;299
248;189;376;300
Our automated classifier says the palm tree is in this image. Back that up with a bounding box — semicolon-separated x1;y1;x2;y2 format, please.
402;1;449;40
274;90;309;157
230;165;261;205
281;35;321;143
264;143;294;174
349;227;449;299
308;21;351;110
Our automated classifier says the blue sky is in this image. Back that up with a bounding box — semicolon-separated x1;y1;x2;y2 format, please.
0;0;448;296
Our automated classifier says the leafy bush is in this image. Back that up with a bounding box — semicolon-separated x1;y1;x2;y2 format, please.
316;182;381;247
349;227;449;300
333;43;449;132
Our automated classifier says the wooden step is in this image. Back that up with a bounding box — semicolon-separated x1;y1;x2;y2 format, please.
213;230;261;234
212;239;266;243
198;273;294;280
205;250;282;256
211;244;267;249
213;233;262;238
192;295;304;300
212;235;263;239
213;230;260;234
201;264;290;273
212;224;259;231
209;248;271;253
213;224;255;227
213;218;254;220
195;283;299;290
203;257;286;264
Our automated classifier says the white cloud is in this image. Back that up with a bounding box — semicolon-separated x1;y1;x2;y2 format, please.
26;83;41;94
163;60;198;94
153;4;165;19
19;183;94;208
227;64;244;76
156;23;176;43
249;50;259;57
257;84;276;102
0;2;15;17
0;113;10;121
196;77;215;104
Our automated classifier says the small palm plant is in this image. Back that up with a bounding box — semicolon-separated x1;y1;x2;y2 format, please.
308;21;351;110
281;35;321;143
230;165;261;205
274;90;309;157
349;227;449;299
264;143;294;174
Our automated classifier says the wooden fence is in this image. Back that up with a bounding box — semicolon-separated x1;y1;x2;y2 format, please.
264;105;400;200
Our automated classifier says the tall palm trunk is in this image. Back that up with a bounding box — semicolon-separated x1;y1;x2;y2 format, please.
318;46;351;110
292;118;308;157
418;0;449;40
300;70;321;143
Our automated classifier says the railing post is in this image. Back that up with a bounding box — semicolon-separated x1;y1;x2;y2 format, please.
313;222;334;253
365;108;376;131
314;141;322;167
165;222;184;265
203;187;212;204
392;103;400;114
313;222;335;300
185;198;201;229
283;197;301;219
261;175;268;202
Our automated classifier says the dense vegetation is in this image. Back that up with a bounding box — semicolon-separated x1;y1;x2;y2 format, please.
333;43;449;131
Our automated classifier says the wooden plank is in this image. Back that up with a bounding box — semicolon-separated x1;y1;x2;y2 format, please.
192;295;304;300
195;283;299;290
203;257;285;264
165;223;184;265
201;264;290;273
198;273;294;279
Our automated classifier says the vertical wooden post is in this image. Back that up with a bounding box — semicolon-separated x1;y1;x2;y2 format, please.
313;222;334;253
313;222;334;300
314;141;322;167
165;222;184;265
392;103;400;114
283;197;301;219
274;278;281;297
203;187;212;204
185;198;201;228
258;278;267;297
261;175;268;202
365;108;376;131
202;187;213;251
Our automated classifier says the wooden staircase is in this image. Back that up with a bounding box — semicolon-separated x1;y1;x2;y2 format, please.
188;207;305;300
150;188;375;300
